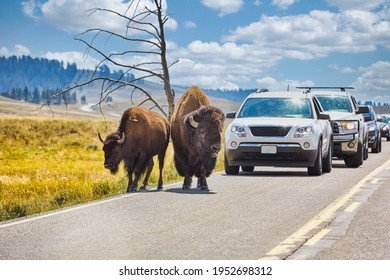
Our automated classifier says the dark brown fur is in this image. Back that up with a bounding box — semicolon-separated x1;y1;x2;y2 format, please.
171;86;225;190
99;106;170;192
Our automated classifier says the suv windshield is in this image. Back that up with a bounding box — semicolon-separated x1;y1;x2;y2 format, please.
316;95;353;113
238;97;313;119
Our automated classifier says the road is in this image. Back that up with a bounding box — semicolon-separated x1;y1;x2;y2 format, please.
1;142;390;260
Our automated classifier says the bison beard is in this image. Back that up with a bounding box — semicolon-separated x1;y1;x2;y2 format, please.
171;86;225;191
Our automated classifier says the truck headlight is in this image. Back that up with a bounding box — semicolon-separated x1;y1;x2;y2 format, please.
368;126;375;132
335;120;358;133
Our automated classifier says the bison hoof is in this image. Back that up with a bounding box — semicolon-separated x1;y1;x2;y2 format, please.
157;185;163;190
126;187;137;193
200;185;209;191
181;184;191;190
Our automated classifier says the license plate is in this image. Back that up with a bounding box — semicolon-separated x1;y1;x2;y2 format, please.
261;145;277;154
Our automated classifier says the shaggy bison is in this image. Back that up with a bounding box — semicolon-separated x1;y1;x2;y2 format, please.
171;86;225;191
98;106;170;192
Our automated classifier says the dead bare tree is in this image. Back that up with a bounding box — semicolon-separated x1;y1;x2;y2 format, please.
42;0;177;120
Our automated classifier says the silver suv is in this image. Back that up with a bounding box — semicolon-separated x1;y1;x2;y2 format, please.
307;87;369;168
224;91;333;176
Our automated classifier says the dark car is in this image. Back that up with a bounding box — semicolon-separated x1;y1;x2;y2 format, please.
360;105;381;153
377;115;390;141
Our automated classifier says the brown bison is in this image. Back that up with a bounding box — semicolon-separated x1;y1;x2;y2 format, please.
98;106;170;193
171;86;225;191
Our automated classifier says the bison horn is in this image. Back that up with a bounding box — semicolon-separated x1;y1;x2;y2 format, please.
117;132;126;144
189;115;199;128
98;132;104;143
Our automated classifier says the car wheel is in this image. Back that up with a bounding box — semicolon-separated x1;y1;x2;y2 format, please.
241;166;255;172
322;142;332;173
344;142;363;167
363;146;369;160
372;138;380;153
308;140;322;176
224;154;239;175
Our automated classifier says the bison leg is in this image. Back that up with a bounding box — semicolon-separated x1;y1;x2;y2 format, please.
126;170;134;193
197;174;209;191
140;159;154;190
195;165;209;191
157;149;166;190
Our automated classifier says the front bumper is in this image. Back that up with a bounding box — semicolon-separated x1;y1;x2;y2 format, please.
333;133;359;156
367;130;379;147
225;142;318;167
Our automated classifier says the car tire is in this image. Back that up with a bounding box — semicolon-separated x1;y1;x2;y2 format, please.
308;140;323;176
363;146;369;160
241;166;255;172
322;142;332;173
372;138;380;153
344;142;363;167
224;154;239;175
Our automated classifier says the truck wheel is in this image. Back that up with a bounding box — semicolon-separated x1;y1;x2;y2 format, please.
224;154;239;175
344;142;363;167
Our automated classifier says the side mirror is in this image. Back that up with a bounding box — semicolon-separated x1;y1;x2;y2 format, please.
318;113;330;120
357;106;369;114
226;112;236;119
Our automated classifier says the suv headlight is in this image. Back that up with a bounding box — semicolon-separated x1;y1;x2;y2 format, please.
294;125;314;138
230;124;247;137
368;125;376;132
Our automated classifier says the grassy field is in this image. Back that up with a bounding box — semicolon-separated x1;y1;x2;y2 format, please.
0;117;224;222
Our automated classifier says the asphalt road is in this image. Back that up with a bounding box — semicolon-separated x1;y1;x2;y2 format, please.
1;141;390;260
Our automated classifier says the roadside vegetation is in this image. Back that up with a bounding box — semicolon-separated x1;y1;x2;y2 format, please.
0;118;224;222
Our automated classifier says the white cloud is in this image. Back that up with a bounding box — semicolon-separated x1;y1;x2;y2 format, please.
184;21;197;29
201;0;244;16
0;45;31;57
353;61;390;92
272;0;298;10
222;8;390;58
325;0;388;11
256;77;314;91
43;51;99;70
22;0;177;33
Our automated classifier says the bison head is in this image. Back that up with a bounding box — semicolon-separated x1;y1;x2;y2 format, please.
184;106;225;171
98;131;125;174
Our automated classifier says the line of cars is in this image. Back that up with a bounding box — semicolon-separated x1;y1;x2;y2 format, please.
224;87;386;176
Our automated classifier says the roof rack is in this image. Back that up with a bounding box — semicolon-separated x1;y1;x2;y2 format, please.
256;88;269;93
296;86;354;92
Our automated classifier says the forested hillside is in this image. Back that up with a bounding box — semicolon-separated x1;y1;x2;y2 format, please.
0;55;135;104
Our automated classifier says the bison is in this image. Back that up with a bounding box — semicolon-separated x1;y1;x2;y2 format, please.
171;86;225;191
98;106;170;193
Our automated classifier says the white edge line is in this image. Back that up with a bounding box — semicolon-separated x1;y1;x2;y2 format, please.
0;180;183;229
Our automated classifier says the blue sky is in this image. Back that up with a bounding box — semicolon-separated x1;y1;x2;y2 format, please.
1;0;390;102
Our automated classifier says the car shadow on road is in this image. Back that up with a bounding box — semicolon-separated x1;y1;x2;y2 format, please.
222;170;311;177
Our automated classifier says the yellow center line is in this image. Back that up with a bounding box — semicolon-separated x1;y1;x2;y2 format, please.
260;159;390;260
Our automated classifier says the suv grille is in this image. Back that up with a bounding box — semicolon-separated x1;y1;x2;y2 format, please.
332;122;340;133
249;126;291;137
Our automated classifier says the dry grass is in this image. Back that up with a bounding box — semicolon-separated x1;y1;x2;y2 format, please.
0;118;224;222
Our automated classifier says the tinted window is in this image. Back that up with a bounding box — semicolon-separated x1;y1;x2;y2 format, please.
238;98;313;119
316;96;353;113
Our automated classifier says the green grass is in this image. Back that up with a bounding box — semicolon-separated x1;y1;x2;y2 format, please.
0;118;224;222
